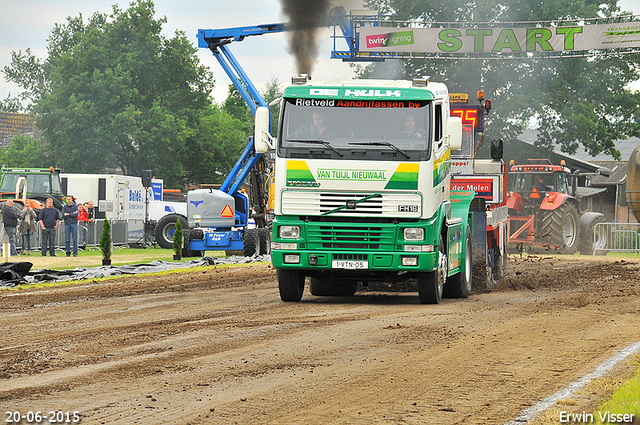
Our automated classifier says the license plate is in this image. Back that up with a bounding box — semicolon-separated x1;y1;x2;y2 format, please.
332;260;368;269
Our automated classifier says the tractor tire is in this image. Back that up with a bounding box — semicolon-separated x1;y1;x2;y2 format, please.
278;269;305;302
579;216;608;255
243;228;258;257
309;276;357;297
417;235;446;304
258;228;271;255
155;214;187;250
444;226;472;298
539;204;580;254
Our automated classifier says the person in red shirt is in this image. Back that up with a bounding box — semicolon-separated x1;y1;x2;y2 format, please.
78;203;89;249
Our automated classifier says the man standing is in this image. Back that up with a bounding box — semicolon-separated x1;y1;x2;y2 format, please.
62;195;79;257
1;199;19;256
38;198;59;256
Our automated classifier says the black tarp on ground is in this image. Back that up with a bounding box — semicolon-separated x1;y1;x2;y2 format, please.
0;255;271;288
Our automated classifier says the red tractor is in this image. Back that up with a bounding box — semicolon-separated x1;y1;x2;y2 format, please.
507;159;606;254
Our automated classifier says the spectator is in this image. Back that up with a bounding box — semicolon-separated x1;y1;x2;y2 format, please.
62;195;79;257
1;199;19;256
19;202;38;255
86;200;95;244
38;198;59;256
78;203;89;249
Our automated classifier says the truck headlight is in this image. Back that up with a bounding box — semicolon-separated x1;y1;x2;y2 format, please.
279;225;300;239
401;256;419;266
283;254;301;264
403;228;424;241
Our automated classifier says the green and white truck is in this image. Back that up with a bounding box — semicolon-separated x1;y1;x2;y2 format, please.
254;76;476;304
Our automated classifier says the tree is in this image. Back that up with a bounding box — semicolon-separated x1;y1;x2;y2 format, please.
99;218;112;263
362;0;640;159
261;76;283;132
3;1;218;187
172;217;183;258
0;134;48;168
0;96;23;113
185;106;247;185
222;84;253;135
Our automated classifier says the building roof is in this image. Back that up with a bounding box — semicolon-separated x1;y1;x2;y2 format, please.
515;131;640;182
517;130;639;163
588;160;628;186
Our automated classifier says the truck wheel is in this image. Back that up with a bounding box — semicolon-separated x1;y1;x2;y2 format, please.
278;269;305;302
540;204;580;254
243;228;258;256
155;214;187;250
579;216;607;255
309;276;357;296
258;228;271;255
181;229;204;258
444;226;472;298
417;235;446;304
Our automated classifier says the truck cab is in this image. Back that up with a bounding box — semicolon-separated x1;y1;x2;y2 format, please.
260;76;473;304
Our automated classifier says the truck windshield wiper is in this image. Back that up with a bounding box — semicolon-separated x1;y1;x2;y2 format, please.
286;139;343;157
348;141;410;159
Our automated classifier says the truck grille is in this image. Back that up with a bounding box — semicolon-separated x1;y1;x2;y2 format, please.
281;191;421;218
307;223;396;251
333;254;367;261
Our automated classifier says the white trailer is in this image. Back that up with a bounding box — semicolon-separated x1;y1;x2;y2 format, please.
61;174;145;220
60;173;187;247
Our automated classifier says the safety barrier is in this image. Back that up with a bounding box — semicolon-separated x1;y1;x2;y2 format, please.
592;222;640;255
10;219;146;253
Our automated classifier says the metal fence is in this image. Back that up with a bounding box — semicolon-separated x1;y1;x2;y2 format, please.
593;222;640;255
8;219;146;254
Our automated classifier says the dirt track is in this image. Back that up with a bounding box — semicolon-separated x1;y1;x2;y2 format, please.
1;256;639;424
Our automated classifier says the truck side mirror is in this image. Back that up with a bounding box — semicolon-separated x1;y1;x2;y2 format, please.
254;106;273;153
446;116;462;150
491;138;503;160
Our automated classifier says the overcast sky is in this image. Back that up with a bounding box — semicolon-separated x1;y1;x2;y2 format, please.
1;0;639;107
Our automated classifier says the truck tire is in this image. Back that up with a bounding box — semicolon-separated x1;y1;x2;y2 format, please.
243;228;258;257
417;235;446;304
155;214;187;250
278;269;305;302
181;229;204;258
444;226;472;298
258;228;271;255
309;276;357;296
579;216;607;255
540;204;580;254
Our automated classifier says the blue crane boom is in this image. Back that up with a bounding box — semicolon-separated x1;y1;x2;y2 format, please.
197;24;286;196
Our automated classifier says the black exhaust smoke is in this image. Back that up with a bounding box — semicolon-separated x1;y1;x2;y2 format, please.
280;0;332;75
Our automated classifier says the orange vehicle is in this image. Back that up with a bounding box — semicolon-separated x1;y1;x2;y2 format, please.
0;167;65;211
507;159;606;254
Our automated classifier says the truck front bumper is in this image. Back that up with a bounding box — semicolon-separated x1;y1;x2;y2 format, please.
271;216;440;272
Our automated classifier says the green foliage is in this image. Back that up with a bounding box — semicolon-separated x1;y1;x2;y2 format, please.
0;135;48;167
222;84;253;135
2;0;230;187
0;96;23;113
361;0;640;160
99;219;112;261
184;105;247;185
262;77;283;132
173;218;183;255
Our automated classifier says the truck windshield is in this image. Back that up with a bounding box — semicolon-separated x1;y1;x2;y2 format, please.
278;98;431;161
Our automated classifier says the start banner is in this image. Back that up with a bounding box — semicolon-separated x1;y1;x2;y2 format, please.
359;22;640;54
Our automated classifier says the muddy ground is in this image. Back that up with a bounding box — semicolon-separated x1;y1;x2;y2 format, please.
1;255;639;424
